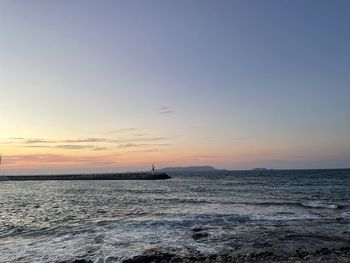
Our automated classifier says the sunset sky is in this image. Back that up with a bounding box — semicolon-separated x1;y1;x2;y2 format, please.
1;0;350;174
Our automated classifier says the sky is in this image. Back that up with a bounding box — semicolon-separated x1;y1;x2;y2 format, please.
0;0;350;174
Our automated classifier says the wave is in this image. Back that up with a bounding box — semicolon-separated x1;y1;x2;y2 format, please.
148;198;344;211
341;212;350;219
231;201;341;210
243;201;342;210
300;201;339;209
250;213;320;221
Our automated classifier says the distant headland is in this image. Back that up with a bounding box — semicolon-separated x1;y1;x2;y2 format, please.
159;166;218;172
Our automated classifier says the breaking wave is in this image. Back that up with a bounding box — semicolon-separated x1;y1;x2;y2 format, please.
300;201;340;209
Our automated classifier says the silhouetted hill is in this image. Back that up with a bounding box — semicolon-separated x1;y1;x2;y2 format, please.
159;166;217;172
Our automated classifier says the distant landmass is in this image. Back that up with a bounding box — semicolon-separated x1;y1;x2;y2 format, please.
159;166;218;172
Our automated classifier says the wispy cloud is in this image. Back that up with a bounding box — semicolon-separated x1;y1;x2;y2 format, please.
159;106;174;114
3;154;119;167
117;137;168;143
25;144;111;151
230;137;248;141
3;136;169;145
131;133;148;137
26;145;51;148
22;138;109;144
117;143;171;149
1;135;171;153
195;154;218;158
108;128;139;134
55;144;95;150
9;137;25;140
117;143;141;149
24;139;55;144
62;138;108;143
92;146;110;151
137;148;161;153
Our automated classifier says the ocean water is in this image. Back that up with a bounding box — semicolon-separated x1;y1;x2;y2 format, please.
0;169;349;262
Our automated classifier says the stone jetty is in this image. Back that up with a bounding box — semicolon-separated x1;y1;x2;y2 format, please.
0;172;170;181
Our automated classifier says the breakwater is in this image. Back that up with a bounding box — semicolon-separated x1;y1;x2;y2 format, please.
0;172;170;181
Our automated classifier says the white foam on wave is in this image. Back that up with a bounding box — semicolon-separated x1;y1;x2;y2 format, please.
341;212;350;219
250;213;320;221
0;219;220;263
301;201;338;209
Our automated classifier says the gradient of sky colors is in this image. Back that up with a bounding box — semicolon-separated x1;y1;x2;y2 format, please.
1;0;350;174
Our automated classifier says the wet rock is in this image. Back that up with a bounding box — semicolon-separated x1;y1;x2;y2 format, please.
191;227;209;240
69;260;93;263
303;255;311;260
295;249;308;258
340;246;350;251
122;252;176;263
320;247;330;255
192;227;204;232
192;232;209;240
215;255;224;262
253;242;272;248
121;244;350;263
105;256;120;263
59;259;93;263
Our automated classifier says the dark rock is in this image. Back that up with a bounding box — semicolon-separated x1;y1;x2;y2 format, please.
69;260;92;263
121;244;350;263
59;259;93;263
253;242;272;248
192;232;209;240
340;246;350;251
320;247;330;255
122;251;177;263
192;227;204;232
191;227;209;240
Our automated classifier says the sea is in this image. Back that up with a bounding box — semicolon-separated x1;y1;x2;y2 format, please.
0;169;349;262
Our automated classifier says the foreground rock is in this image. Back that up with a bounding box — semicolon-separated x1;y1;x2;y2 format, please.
191;227;209;240
121;246;350;263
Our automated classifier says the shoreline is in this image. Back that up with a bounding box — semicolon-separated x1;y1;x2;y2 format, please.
61;245;350;263
122;246;350;263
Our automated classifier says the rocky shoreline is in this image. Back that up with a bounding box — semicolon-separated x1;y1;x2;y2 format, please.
65;245;350;263
63;226;350;263
121;246;350;263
